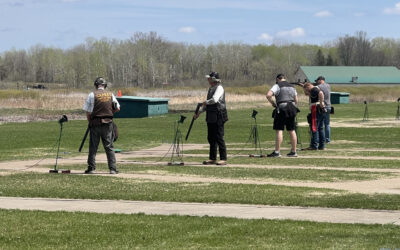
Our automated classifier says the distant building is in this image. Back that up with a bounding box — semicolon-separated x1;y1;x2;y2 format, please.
295;66;400;85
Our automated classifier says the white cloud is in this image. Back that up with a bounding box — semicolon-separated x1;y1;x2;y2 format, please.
276;27;305;38
383;2;400;15
179;26;195;33
258;33;273;41
314;10;333;17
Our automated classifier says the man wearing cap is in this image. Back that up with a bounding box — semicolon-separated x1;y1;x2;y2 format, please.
266;74;299;157
303;82;326;150
194;72;228;165
315;76;331;144
83;77;120;174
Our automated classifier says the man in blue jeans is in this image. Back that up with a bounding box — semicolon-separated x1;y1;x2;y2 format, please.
315;76;331;143
303;82;327;150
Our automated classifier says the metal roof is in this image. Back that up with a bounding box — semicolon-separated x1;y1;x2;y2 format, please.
299;66;400;84
117;96;169;102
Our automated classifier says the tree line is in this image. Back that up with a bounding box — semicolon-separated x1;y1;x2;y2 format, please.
1;31;400;88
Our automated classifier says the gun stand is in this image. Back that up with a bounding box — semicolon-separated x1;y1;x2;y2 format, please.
248;110;265;158
50;116;70;174
294;116;303;150
362;101;369;122
168;116;186;166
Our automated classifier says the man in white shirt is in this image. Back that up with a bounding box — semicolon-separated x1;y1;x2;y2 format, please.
194;72;228;165
266;74;299;157
83;77;120;174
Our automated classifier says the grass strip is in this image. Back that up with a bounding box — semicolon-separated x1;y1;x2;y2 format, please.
55;163;393;182
130;156;400;169
1;209;399;249
185;149;400;158
1;173;400;210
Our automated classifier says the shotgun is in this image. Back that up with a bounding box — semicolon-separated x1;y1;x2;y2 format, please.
78;126;90;152
185;103;202;141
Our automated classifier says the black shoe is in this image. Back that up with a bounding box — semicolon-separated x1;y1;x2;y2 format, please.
287;151;298;157
302;147;317;151
267;151;281;158
202;160;217;165
84;168;95;174
110;170;119;174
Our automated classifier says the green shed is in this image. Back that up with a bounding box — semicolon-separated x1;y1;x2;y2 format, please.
114;96;169;118
331;92;350;104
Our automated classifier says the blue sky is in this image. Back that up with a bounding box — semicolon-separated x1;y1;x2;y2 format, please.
1;0;400;52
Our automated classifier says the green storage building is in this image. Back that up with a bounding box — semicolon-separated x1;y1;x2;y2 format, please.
114;96;169;118
330;92;350;104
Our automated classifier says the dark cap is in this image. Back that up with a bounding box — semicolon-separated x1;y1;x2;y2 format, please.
276;73;285;80
205;72;221;82
315;76;325;82
94;77;106;86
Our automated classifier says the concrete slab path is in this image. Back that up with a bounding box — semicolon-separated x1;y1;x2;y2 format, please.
1;196;399;226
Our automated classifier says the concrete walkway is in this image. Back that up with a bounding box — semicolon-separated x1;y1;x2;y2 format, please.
1;196;399;225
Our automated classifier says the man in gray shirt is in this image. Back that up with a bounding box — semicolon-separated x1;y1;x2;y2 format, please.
315;76;331;143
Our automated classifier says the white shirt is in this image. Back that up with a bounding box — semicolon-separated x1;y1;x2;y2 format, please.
206;85;224;105
199;85;224;113
83;87;120;113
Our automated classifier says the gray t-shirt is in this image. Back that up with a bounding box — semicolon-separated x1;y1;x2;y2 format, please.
318;83;331;108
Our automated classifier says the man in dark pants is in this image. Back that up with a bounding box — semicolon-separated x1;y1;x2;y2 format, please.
315;76;331;143
194;72;228;165
303;82;326;150
83;77;120;174
266;73;299;157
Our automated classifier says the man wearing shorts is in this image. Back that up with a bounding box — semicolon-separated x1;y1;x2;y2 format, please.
266;74;299;157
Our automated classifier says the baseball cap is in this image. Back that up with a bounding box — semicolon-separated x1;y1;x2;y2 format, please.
205;71;220;80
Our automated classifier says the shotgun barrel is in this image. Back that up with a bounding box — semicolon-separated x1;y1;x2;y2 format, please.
78;126;90;152
185;103;202;141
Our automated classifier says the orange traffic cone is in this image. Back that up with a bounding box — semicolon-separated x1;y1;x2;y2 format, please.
117;90;122;97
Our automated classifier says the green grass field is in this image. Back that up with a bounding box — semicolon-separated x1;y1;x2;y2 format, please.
1;102;400;249
1;209;399;249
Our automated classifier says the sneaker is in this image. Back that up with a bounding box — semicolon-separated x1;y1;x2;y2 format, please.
84;168;95;174
202;160;217;165
110;170;119;174
216;160;227;165
267;151;281;158
287;151;298;157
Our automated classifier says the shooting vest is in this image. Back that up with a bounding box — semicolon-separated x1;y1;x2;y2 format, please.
206;84;228;123
275;81;296;105
309;86;320;103
91;89;114;125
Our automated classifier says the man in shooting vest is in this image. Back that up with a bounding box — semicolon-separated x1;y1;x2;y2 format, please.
266;73;299;157
83;77;120;174
194;71;228;165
